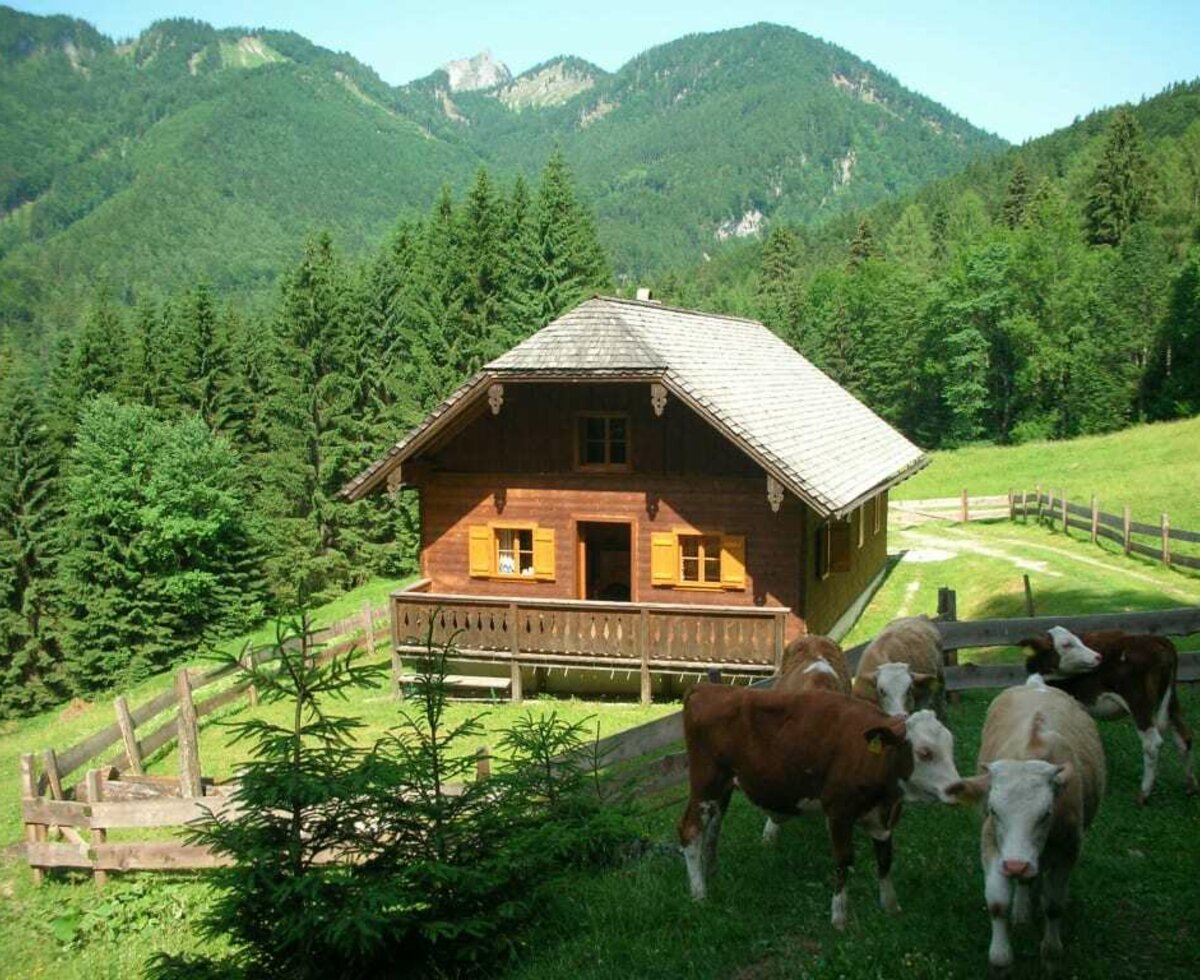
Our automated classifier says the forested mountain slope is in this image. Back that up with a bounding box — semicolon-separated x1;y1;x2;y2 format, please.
650;81;1200;451
0;8;1004;333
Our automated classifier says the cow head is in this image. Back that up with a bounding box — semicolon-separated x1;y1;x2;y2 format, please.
895;710;962;804
865;662;936;717
948;758;1070;879
1020;627;1102;676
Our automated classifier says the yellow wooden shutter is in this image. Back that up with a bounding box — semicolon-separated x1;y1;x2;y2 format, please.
720;535;746;589
533;527;555;579
651;532;677;585
830;521;852;573
468;525;492;577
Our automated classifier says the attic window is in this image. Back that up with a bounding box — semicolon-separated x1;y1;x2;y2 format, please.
577;413;629;470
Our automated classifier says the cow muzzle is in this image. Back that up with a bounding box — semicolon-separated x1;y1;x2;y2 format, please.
1001;859;1035;879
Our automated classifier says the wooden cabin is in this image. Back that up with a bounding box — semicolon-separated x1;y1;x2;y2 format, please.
343;296;926;701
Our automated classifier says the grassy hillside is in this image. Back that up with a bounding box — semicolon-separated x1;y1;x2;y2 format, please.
896;415;1200;531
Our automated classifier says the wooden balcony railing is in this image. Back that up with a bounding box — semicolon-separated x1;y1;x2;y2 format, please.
391;585;788;702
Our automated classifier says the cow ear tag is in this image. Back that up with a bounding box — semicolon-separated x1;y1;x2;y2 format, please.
867;736;883;755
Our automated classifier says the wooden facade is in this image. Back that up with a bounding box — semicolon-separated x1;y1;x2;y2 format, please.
398;381;889;661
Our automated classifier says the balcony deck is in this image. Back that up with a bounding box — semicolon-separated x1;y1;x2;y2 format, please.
391;580;787;703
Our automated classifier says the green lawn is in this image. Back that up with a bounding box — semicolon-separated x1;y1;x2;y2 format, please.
896;415;1200;531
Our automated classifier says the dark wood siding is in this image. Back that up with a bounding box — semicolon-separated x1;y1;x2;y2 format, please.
803;492;889;635
428;382;759;478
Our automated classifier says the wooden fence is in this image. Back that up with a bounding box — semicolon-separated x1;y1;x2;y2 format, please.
19;602;390;884
21;599;1200;883
891;492;1011;525
1010;487;1200;571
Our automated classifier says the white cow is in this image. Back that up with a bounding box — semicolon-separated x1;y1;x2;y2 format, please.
853;616;946;719
950;677;1105;971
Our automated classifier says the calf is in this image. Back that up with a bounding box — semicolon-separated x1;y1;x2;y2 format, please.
853;615;947;719
949;679;1105;971
777;634;851;696
679;685;962;930
1021;628;1196;804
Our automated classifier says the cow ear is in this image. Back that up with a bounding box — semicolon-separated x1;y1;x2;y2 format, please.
945;772;990;806
910;671;935;686
864;723;905;748
1053;763;1073;790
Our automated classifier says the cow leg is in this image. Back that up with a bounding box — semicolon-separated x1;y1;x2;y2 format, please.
1011;881;1032;926
1039;865;1070;964
827;816;854;931
1168;689;1197;795
702;789;733;882
984;858;1014;972
761;813;790;846
1135;725;1164;806
680;794;727;900
859;805;900;914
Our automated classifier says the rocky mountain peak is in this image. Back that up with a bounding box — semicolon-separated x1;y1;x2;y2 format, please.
443;50;511;92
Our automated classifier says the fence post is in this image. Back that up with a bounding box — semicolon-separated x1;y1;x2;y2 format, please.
1123;504;1132;555
1036;484;1043;522
937;587;960;705
475;745;491;781
1162;513;1171;567
1023;574;1036;617
362;601;376;659
1091;496;1099;545
113;695;143;776
1021;489;1028;523
1061;492;1068;537
508;602;524;704
41;748;64;801
19;753;43;885
175;669;203;799
773;611;786;673
960;488;969;524
242;648;259;708
85;769;108;889
1046;488;1054;526
1008;488;1015;521
638;607;652;707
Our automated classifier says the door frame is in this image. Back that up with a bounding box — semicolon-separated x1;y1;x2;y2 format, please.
574;516;637;602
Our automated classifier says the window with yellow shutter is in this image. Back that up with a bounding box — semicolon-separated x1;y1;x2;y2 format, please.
467;523;555;581
649;530;745;590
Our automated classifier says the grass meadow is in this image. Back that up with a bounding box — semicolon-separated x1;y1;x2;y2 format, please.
2;512;1199;976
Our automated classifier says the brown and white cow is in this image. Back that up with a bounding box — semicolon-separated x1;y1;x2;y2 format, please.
1021;627;1197;804
853;615;947;719
949;678;1105;971
679;684;962;930
777;634;851;696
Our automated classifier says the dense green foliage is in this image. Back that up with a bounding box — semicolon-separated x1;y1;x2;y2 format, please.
151;623;634;979
654;83;1200;448
0;152;608;715
0;10;1000;331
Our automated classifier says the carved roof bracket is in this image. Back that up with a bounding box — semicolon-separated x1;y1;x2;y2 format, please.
487;382;504;415
650;382;668;417
766;474;785;514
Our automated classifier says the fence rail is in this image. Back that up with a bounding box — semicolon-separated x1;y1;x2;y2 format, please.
19;603;390;884
891;492;1010;525
1010;488;1200;571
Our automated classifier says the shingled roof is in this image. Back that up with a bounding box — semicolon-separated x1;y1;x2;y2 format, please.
342;296;927;517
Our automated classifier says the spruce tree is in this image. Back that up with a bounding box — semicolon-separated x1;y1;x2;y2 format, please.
1085;108;1152;247
0;351;65;715
756;225;802;336
1003;159;1031;229
848;217;876;268
530;148;612;323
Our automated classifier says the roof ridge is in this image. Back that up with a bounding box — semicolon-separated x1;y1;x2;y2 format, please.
591;294;764;327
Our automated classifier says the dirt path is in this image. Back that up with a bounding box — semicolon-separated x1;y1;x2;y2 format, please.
897;524;1200;603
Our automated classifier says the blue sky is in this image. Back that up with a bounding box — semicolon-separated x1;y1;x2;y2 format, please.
11;0;1200;142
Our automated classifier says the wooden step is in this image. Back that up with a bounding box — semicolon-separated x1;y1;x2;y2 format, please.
398;674;512;691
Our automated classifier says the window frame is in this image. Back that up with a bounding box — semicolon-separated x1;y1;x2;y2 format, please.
469;521;556;582
495;525;536;578
651;528;746;592
678;532;723;587
574;412;632;472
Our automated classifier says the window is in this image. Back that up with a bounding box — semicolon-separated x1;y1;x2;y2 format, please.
469;524;555;581
815;520;852;579
680;534;722;584
651;530;745;590
577;414;629;469
497;528;534;576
